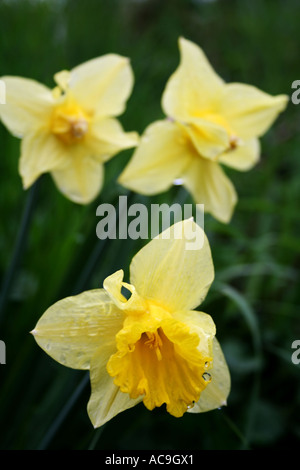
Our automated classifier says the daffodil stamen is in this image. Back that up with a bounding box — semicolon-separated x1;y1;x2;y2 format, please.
51;102;90;145
144;329;163;360
229;135;240;150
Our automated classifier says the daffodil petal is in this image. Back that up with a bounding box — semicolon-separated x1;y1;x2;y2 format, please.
88;118;139;163
54;70;71;92
88;344;142;428
118;120;190;195
172;310;216;357
103;270;147;314
103;270;128;307
69;55;134;117
219;137;260;171
130;219;214;312
31;289;124;370
51;150;104;204
179;118;230;160
220;83;288;139
182;158;237;223
19;131;68;189
187;337;231;413
162;37;224;121
0;76;53;137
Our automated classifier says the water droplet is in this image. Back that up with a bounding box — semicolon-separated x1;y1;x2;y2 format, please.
187;401;195;410
202;372;212;382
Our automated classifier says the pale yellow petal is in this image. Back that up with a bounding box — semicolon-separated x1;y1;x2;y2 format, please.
19;131;69;189
118;120;190;195
103;270;147;314
179;118;230;160
130;219;214;313
51;149;104;204
188;337;231;413
220;83;288;139
87;343;142;428
0;76;54;137
219;137;260;171
103;270;128;307
172;310;216;357
162;37;224;121
54;70;71;92
182;157;237;223
31;289;124;370
87;117;138;163
69;55;134;117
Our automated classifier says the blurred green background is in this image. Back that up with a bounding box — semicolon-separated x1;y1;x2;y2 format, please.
0;0;299;450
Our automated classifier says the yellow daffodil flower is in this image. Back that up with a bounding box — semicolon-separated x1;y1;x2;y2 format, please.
31;219;230;428
0;55;138;203
119;37;288;223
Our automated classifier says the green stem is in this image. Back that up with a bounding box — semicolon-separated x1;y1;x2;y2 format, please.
87;425;107;450
71;236;110;295
0;180;40;323
220;411;250;449
37;373;90;450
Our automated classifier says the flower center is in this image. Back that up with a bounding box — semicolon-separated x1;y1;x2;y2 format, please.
107;323;212;417
203;113;241;150
144;331;163;360
51;101;90;145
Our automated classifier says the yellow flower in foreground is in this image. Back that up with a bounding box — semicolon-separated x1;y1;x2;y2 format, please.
119;37;288;223
0;55;138;203
31;219;230;428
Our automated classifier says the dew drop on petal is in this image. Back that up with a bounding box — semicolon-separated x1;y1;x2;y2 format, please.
202;372;212;382
187;401;195;410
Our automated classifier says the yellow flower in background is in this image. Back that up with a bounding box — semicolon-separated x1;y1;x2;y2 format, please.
119;37;288;223
0;55;138;204
31;219;230;428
